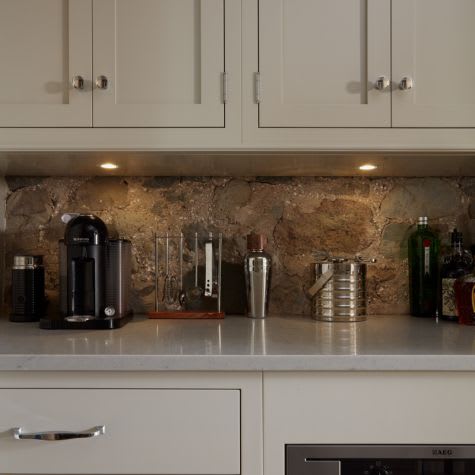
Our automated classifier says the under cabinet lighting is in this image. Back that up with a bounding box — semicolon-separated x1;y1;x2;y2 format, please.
100;162;119;170
358;164;377;171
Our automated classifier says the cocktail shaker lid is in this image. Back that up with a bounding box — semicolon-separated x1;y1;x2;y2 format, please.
13;255;43;269
247;233;267;251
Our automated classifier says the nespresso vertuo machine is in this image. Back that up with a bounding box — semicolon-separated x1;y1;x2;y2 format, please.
40;213;133;329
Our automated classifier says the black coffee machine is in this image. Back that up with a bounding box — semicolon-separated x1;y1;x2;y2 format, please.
40;213;133;329
65;214;107;319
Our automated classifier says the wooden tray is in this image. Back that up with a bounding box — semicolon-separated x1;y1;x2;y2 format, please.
148;311;225;319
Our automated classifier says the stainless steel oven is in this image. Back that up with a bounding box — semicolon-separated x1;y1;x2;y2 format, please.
287;445;475;474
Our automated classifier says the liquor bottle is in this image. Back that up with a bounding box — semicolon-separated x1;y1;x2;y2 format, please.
408;217;440;317
454;274;475;325
440;229;473;321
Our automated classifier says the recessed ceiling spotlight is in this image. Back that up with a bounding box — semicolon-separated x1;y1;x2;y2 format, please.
100;162;119;170
358;164;377;171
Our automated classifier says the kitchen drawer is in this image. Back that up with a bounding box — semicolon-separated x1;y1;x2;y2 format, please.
0;389;240;474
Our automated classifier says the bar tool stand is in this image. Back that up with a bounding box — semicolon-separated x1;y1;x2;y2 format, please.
148;232;224;319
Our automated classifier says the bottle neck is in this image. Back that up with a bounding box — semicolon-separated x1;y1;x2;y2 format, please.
417;224;428;230
452;241;463;255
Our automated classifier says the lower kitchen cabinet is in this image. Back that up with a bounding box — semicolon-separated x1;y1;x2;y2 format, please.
6;370;475;475
0;372;263;475
0;389;239;474
263;372;475;475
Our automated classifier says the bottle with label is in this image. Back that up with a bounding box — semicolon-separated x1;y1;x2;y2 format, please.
408;217;440;317
440;229;473;321
455;274;475;325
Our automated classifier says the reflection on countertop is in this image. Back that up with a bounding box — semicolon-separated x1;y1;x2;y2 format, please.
1;315;475;371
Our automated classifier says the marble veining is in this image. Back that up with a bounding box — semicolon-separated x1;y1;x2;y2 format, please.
0;315;475;371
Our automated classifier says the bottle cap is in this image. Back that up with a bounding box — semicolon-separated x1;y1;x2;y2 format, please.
418;216;428;225
247;233;267;251
13;255;43;269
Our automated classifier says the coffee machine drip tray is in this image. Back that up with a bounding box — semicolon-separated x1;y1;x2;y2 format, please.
39;313;133;330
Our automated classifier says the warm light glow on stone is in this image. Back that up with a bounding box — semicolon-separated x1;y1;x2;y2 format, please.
100;163;119;170
358;164;377;171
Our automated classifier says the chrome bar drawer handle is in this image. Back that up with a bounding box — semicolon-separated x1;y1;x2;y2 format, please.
13;425;105;441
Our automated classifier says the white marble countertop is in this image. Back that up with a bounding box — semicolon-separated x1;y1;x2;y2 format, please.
1;315;475;371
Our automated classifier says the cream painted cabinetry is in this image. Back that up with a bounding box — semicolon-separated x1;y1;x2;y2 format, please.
0;389;239;474
93;0;225;127
0;0;92;127
1;0;475;151
240;0;475;151
254;0;475;129
392;0;475;127
0;0;231;129
0;372;263;475
257;0;391;128
263;372;475;475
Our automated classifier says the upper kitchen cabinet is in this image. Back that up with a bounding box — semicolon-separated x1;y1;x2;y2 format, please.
257;0;391;127
0;0;92;127
392;0;475;127
92;0;225;127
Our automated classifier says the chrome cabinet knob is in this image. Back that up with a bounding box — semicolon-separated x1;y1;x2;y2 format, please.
399;77;414;91
71;75;84;90
374;76;390;91
96;75;109;90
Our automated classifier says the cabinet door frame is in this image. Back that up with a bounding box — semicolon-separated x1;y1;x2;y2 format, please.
92;0;226;128
0;371;263;475
257;0;391;128
392;0;475;127
0;0;92;128
0;388;240;474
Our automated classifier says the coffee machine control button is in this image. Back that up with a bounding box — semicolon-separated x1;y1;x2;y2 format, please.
104;306;116;318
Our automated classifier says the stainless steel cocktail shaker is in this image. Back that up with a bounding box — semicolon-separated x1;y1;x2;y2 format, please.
244;233;272;318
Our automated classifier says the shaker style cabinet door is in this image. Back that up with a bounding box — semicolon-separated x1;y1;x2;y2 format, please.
93;0;225;127
0;0;92;127
0;389;240;474
258;0;391;128
392;0;475;127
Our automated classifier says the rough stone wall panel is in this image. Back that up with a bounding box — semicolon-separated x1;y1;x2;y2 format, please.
3;176;472;316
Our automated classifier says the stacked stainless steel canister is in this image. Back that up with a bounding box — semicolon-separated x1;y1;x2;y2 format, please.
308;255;374;322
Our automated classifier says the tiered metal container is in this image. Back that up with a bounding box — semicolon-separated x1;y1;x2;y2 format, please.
313;258;369;322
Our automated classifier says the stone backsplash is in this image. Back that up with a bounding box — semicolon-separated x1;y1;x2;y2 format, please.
4;176;475;316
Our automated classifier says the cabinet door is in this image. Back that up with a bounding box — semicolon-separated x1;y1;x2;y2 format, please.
0;389;240;474
0;0;92;127
93;0;225;127
393;0;475;127
258;0;390;128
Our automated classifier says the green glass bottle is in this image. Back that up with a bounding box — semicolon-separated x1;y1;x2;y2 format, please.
408;216;440;317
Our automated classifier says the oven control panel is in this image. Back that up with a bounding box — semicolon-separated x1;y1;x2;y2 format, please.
286;445;475;475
